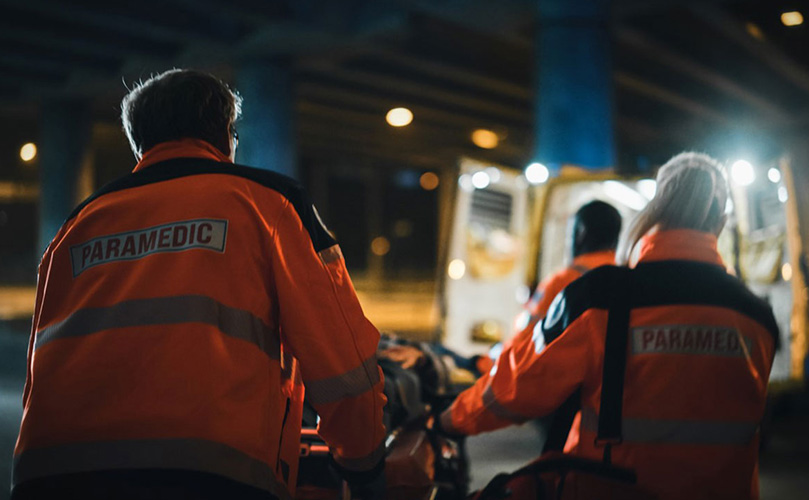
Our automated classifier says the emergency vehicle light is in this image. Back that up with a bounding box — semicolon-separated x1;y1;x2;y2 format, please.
524;163;549;184
448;259;466;280
730;160;755;186
472;171;491;189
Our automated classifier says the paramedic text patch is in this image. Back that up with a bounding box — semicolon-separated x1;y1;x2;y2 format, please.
70;219;227;276
631;325;752;357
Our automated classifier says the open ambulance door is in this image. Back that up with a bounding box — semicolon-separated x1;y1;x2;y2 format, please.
440;161;654;356
726;156;807;389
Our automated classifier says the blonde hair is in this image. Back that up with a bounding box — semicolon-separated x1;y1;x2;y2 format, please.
617;152;729;264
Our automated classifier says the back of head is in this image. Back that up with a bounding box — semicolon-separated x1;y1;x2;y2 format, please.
571;200;622;257
121;69;242;159
617;152;729;264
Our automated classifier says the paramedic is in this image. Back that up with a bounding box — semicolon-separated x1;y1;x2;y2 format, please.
439;152;777;500
12;69;386;500
382;201;621;378
515;199;621;334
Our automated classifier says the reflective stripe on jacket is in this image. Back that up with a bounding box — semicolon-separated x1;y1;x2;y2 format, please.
443;229;777;500
14;140;387;499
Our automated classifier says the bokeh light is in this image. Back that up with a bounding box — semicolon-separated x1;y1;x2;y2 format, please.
471;129;498;149
471;171;490;189
370;236;391;256
781;11;804;27
779;186;788;203
20;143;37;162
419;172;439;190
782;263;793;281
730;160;755;186
448;259;466;280
525;162;550;184
386;107;413;127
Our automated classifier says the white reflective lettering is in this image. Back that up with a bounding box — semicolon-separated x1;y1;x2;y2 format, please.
70;219;228;276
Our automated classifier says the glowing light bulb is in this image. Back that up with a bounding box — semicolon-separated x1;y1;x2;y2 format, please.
767;168;781;183
371;236;390;256
525;162;549;184
419;172;439;191
471;129;498;149
386;107;413;127
448;259;466;280
782;11;804;27
485;167;501;184
730;160;755;186
20;143;37;162
471;171;491;189
782;263;793;281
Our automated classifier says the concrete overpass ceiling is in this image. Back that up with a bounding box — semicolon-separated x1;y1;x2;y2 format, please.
0;0;808;174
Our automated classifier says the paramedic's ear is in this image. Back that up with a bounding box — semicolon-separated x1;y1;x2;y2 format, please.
228;125;238;162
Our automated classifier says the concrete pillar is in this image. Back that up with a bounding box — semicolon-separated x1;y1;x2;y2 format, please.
534;0;615;171
38;100;91;255
235;59;298;178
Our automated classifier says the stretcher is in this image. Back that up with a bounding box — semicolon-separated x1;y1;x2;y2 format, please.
296;342;470;500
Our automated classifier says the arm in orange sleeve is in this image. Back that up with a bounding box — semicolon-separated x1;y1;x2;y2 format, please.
532;270;577;320
441;306;596;436
515;269;578;335
24;231;62;408
270;199;386;473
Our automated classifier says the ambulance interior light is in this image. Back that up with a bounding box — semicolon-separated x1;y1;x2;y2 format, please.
778;186;788;203
782;263;793;281
604;181;648;211
525;163;549;185
485;167;502;184
730;160;755;186
458;174;474;192
448;259;466;280
637;179;657;200
471;171;491;189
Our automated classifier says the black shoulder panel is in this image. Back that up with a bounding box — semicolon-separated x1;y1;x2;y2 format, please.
542;261;779;348
66;158;337;253
631;260;780;348
541;265;623;343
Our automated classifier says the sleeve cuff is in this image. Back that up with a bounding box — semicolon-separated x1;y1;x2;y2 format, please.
439;407;464;436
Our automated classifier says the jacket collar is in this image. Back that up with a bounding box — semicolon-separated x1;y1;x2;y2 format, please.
572;249;616;269
637;229;724;267
133;139;232;172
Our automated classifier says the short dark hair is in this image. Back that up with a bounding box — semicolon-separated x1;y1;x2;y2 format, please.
571;200;622;257
121;69;242;158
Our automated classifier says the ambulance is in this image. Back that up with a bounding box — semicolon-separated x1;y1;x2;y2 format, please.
440;156;807;389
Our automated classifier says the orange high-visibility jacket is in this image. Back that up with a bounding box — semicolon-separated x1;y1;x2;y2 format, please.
485;250;617;378
514;249;616;340
443;230;777;500
13;140;387;500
